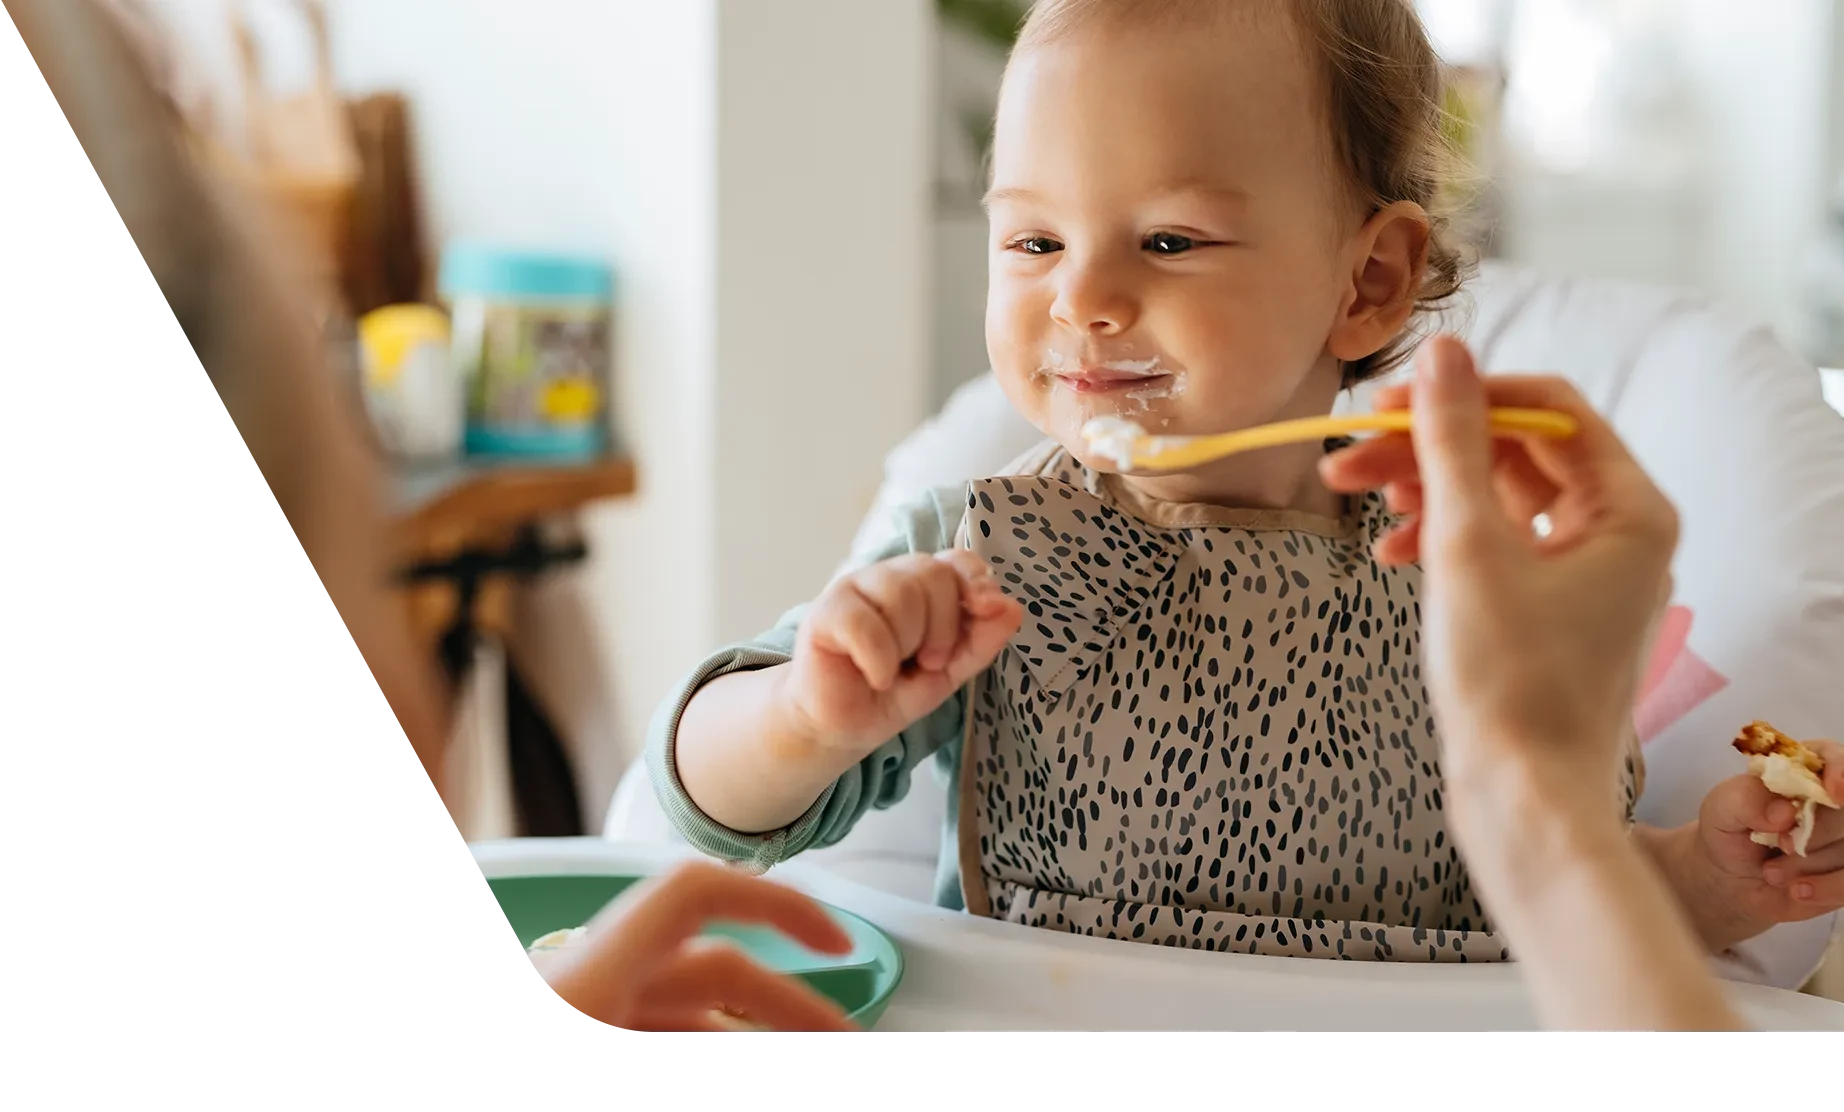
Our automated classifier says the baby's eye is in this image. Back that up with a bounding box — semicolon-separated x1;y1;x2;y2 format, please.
1007;235;1063;256
1144;231;1199;256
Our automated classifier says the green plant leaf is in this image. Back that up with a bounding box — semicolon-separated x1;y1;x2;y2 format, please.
938;0;1029;52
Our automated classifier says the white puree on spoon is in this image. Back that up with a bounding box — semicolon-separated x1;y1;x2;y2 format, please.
1080;415;1146;471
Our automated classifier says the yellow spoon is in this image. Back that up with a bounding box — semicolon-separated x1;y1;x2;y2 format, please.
1082;408;1579;473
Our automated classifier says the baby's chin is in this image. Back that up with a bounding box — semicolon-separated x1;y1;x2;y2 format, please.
1052;416;1150;476
1059;441;1127;474
1026;410;1149;474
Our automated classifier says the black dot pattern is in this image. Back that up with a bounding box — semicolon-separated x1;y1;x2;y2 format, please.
956;448;1641;963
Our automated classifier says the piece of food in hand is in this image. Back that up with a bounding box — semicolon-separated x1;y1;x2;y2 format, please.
709;1007;767;1032
1732;721;1839;856
528;927;588;952
531;925;586;951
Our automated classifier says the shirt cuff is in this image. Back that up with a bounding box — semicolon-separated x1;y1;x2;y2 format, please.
645;643;837;873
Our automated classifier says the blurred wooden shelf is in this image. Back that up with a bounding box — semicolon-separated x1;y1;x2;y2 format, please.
387;454;637;679
390;454;637;559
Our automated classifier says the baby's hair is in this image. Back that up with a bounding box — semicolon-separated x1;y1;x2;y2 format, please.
1014;0;1472;383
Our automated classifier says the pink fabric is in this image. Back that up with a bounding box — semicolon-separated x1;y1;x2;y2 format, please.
1635;606;1728;745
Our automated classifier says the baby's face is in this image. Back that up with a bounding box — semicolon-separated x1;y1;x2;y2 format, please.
985;13;1362;471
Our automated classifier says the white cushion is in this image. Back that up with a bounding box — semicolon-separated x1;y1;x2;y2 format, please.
608;261;1844;988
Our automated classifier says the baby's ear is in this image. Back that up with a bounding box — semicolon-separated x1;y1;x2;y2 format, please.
1327;201;1430;364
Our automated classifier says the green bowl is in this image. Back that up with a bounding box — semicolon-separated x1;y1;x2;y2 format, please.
488;873;904;1029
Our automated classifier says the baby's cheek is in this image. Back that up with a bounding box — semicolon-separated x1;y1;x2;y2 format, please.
991;359;1055;433
1178;370;1289;430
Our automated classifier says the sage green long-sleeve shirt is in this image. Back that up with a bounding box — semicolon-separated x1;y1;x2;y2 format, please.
645;486;974;909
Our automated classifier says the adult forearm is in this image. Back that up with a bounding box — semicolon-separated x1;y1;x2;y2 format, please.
1454;782;1743;1030
14;0;456;783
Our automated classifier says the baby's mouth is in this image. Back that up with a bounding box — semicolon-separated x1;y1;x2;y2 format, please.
1051;365;1176;397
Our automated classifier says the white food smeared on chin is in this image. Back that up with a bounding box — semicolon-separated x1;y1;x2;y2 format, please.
1080;415;1146;472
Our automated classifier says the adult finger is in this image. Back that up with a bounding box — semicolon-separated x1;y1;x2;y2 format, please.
1457;375;1651;500
1408;336;1507;551
581;861;852;975
547;862;846;1026
1320;433;1416;493
1323;426;1554;490
1491;440;1561;527
1369;370;1673;559
620;1008;734;1033
1385;480;1423;518
1374;373;1627;507
1372;519;1423;566
638;940;856;1032
1369;381;1412;412
1324;438;1557;547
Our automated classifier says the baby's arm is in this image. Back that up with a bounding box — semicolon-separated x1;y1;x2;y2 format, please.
650;487;1021;864
672;666;843;837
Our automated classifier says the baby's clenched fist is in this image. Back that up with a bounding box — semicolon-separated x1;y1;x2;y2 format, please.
778;550;1022;757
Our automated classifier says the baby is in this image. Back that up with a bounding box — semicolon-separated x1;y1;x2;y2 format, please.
647;0;1639;961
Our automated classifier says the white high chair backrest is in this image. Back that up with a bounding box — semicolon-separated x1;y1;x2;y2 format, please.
606;260;1844;988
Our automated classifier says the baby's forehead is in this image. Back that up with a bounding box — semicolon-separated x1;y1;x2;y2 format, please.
992;20;1332;195
1017;0;1297;53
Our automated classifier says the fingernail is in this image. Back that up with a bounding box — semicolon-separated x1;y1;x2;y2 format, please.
1763;866;1785;886
1767;800;1796;825
1795;882;1816;901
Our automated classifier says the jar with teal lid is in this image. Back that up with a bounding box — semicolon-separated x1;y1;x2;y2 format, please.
440;243;614;460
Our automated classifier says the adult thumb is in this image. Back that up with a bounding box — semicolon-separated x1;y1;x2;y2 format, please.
1411;336;1501;540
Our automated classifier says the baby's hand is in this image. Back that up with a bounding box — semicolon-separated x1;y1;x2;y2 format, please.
1669;740;1844;950
780;551;1022;757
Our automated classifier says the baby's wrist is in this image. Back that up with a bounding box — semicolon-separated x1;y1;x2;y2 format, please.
762;667;856;777
1636;822;1769;953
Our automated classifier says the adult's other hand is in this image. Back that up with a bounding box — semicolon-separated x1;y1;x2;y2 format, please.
538;861;857;1032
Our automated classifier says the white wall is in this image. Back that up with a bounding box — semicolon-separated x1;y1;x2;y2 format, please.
1831;3;1844;195
931;21;1007;407
1495;0;1838;347
712;0;934;643
150;0;933;819
1676;0;1836;344
151;0;644;253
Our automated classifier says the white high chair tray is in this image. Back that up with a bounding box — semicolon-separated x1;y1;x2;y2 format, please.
473;839;1844;1031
